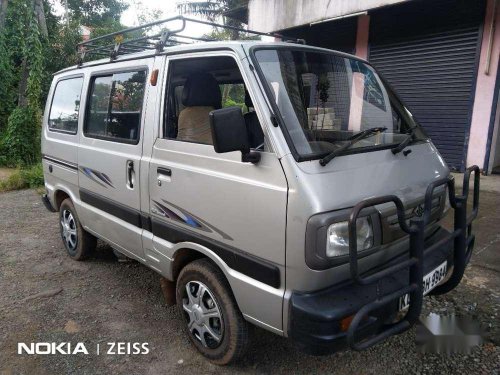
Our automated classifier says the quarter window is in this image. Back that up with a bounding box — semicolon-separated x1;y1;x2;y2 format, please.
85;70;146;143
48;77;84;133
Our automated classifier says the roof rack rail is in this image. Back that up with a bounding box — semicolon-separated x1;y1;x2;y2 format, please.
76;15;305;65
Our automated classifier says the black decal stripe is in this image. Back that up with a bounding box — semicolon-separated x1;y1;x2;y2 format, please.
151;218;281;288
141;214;152;232
79;189;142;227
42;155;78;170
92;170;114;188
79;189;281;288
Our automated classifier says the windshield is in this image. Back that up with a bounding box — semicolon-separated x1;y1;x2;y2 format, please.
253;48;426;160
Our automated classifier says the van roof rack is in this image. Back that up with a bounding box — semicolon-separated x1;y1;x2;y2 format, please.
76;15;305;65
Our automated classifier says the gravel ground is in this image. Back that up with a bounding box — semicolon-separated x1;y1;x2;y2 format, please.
0;187;499;374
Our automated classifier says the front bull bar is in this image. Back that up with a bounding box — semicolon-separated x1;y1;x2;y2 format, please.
346;166;480;351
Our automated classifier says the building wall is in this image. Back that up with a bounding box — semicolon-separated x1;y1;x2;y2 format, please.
467;0;500;169
248;0;409;33
249;0;499;171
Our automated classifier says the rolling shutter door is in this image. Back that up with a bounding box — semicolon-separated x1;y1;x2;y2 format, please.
369;0;485;170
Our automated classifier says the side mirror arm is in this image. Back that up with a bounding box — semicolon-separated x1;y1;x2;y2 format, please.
242;151;261;164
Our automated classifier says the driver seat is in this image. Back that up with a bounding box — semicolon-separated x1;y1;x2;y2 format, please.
177;72;222;145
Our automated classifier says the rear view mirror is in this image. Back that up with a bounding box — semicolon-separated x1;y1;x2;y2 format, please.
209;106;261;163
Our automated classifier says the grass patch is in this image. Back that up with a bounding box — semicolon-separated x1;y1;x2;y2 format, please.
0;163;44;192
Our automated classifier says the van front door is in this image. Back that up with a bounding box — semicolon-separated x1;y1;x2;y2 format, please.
146;53;288;330
78;62;151;260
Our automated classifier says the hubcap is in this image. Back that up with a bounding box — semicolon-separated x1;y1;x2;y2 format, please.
182;281;223;348
61;209;77;251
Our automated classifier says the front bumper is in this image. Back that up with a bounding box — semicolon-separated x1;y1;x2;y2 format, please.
289;228;454;355
288;166;480;356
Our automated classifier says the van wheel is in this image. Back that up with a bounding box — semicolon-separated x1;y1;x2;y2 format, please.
176;258;249;365
59;198;96;261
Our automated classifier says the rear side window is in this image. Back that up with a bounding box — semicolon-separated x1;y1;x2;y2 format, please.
85;70;146;144
48;77;84;134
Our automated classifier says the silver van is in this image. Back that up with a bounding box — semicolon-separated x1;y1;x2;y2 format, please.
41;16;480;364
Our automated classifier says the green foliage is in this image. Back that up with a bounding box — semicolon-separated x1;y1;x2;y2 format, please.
0;163;44;191
1;106;41;166
223;98;246;111
67;0;128;27
41;2;80;97
221;83;247;111
0;0;128;171
177;0;248;40
205;27;261;42
25;1;45;108
0;32;14;132
0;0;44;167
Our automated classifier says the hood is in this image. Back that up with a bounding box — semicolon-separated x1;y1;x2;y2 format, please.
286;141;449;214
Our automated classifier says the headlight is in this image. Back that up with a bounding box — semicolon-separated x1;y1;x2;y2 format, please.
326;217;374;257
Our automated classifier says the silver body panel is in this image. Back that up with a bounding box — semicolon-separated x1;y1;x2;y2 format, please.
42;42;450;337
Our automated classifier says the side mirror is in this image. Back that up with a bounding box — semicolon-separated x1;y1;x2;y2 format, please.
209;106;261;164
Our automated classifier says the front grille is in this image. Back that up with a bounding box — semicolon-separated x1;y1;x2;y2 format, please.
380;194;445;244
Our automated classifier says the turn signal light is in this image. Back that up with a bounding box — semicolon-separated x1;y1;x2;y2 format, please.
150;69;159;86
340;315;355;332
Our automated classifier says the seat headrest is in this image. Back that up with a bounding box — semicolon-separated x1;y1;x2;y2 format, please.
182;72;222;109
245;90;253;108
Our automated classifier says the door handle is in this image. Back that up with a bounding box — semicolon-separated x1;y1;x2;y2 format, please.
157;167;171;186
127;160;134;189
157;167;171;177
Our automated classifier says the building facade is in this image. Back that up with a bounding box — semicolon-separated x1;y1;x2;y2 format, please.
246;0;500;173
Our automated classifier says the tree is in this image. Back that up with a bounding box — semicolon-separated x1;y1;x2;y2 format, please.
1;0;45;165
65;0;128;39
0;0;129;165
177;0;247;40
0;0;12;131
66;0;127;27
0;0;8;29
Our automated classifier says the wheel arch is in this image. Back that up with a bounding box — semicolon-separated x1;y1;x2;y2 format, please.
169;244;241;306
171;247;208;281
53;189;71;211
168;242;285;335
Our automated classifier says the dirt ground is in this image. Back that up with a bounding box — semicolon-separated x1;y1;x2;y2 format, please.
0;178;499;374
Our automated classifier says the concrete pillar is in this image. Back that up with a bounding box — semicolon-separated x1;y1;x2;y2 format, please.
467;0;500;169
355;14;370;60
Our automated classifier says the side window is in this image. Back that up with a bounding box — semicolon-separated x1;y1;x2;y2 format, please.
48;77;84;134
220;83;247;112
164;56;263;149
85;70;146;143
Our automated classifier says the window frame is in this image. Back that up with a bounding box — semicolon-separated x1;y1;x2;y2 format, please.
248;45;428;162
161;52;268;150
47;74;84;135
83;67;148;145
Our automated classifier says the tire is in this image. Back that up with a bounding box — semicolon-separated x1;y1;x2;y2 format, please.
176;258;249;365
59;198;96;261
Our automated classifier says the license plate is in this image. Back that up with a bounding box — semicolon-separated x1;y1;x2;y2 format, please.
398;261;447;311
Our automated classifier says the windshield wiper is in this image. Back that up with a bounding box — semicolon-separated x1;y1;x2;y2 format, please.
319;127;387;166
391;126;418;155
